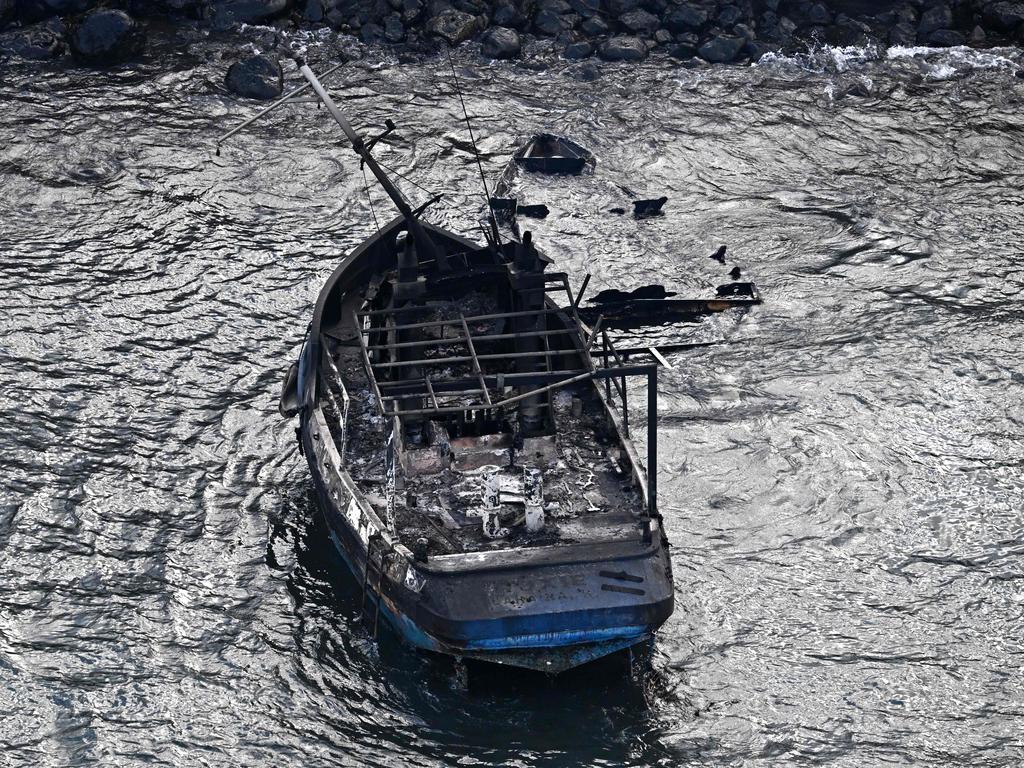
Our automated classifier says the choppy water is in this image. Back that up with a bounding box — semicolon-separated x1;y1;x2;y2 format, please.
2;28;1023;767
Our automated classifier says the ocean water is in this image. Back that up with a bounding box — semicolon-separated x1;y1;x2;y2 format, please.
1;30;1023;767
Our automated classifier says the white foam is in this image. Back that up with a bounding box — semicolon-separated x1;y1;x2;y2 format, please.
754;43;881;74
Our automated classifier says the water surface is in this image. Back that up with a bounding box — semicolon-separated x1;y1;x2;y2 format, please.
1;31;1023;767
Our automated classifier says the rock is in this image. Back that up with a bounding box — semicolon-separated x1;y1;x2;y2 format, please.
539;0;571;12
806;2;831;26
733;22;754;40
570;61;600;80
889;21;916;46
401;0;423;22
225;54;282;99
775;15;796;39
425;8;483;43
69;9;144;64
619;8;658;32
481;25;520;56
533;8;566;34
492;3;524;27
745;39;774;61
563;38;593;57
968;24;986;45
667;39;695;58
208;0;290;25
13;0;94;24
569;0;600;17
0;0;14;29
917;4;951;36
579;14;609;34
360;21;385;42
927;27;965;46
653;27;671;44
0;25;64;58
663;3;706;33
830;13;871;45
301;0;325;21
597;34;646;60
382;12;404;40
697;34;744;63
603;0;639;17
716;4;742;27
983;1;1024;33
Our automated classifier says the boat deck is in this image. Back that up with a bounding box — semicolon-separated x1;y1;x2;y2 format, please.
322;337;645;556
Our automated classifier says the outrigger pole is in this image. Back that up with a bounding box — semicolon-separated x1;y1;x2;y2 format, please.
216;58;447;270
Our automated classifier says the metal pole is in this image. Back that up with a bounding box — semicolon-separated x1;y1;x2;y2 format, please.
296;59;446;269
216;61;346;149
647;368;657;517
622;375;628;438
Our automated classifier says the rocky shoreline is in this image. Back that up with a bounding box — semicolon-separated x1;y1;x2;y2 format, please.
2;1;1023;85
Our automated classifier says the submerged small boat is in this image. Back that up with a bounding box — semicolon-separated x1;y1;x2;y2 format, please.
513;133;594;175
221;60;757;674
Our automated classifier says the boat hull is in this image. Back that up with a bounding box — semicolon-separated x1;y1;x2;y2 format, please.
300;409;674;674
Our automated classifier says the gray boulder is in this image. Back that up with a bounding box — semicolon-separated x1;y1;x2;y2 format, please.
225;54;283;100
806;2;831;26
493;3;526;28
208;0;290;25
533;8;566;34
0;25;64;59
927;28;965;46
571;62;601;80
69;9;145;64
384;13;405;41
917;4;951;36
888;22;916;46
663;3;706;33
301;0;325;22
620;8;658;33
481;25;521;57
563;39;593;57
697;34;744;63
579;15;609;34
597;35;647;60
425;8;483;43
983;1;1024;32
716;4;742;26
568;0;600;17
745;39;774;61
603;0;639;17
13;0;95;24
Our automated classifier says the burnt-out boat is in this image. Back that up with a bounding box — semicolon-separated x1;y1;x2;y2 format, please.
513;133;594;175
222;60;755;674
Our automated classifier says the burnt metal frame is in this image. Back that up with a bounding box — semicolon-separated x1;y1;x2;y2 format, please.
352;310;660;515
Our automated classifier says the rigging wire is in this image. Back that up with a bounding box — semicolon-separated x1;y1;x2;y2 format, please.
361;164;381;233
445;46;501;247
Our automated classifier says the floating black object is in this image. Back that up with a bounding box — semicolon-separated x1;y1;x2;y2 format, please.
716;282;757;298
729;266;742;280
514;133;594;174
591;284;678;304
489;197;549;224
489;196;517;226
711;245;727;264
609;207;626;215
633;196;668;218
517;204;550;219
